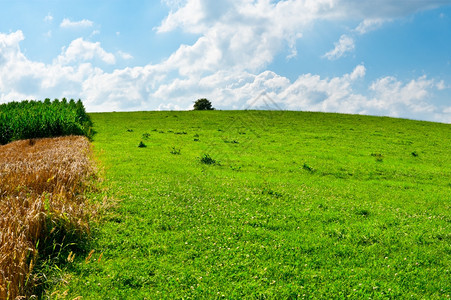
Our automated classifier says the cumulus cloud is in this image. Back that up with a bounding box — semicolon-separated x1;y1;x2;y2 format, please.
56;38;116;65
1;0;450;123
157;0;447;70
156;0;320;73
323;35;355;60
274;65;365;112
0;31;97;102
0;30;24;58
60;18;94;29
368;75;438;115
0;29;449;121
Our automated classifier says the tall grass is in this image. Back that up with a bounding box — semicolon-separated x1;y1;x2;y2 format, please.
0;98;93;145
0;136;95;299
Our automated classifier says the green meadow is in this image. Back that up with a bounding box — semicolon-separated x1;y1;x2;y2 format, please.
46;111;450;299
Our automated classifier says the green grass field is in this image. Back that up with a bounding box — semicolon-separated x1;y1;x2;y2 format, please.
45;111;450;299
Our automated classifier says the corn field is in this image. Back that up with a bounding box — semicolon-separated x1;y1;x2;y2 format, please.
0;136;95;299
0;98;93;145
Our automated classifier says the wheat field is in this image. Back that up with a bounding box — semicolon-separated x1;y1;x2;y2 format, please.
0;136;94;299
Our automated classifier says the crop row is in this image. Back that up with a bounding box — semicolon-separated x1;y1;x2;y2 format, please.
0;98;93;145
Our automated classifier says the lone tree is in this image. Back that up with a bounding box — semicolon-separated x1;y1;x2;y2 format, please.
193;98;214;110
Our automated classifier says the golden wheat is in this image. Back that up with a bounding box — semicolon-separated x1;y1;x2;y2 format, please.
0;136;94;299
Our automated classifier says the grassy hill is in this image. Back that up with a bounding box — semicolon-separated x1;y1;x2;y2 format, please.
46;111;450;299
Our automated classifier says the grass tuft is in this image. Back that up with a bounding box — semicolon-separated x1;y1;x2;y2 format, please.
302;163;315;172
371;153;384;162
170;147;181;155
200;153;217;165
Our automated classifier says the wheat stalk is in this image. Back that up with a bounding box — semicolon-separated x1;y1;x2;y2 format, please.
0;136;95;299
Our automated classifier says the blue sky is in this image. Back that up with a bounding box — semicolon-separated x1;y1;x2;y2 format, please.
0;0;450;123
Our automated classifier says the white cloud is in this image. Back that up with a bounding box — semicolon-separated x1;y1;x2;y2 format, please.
0;31;96;102
81;65;164;111
1;1;450;123
118;51;133;60
162;0;185;10
56;38;116;65
368;75;438;115
156;0;450;71
0;30;24;47
60;18;94;29
157;0;211;33
325;18;386;61
349;64;366;80
0;30;449;122
355;18;387;34
436;80;446;90
324;35;355;60
44;13;53;23
277;65;365;113
156;0;320;73
0;30;24;54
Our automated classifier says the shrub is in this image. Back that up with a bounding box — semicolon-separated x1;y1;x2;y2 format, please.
303;163;315;172
193;98;214;111
200;154;216;165
170;147;181;155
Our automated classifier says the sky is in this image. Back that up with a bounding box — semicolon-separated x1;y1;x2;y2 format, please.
0;0;450;123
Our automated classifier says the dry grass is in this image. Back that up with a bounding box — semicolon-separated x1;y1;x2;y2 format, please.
0;136;95;299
